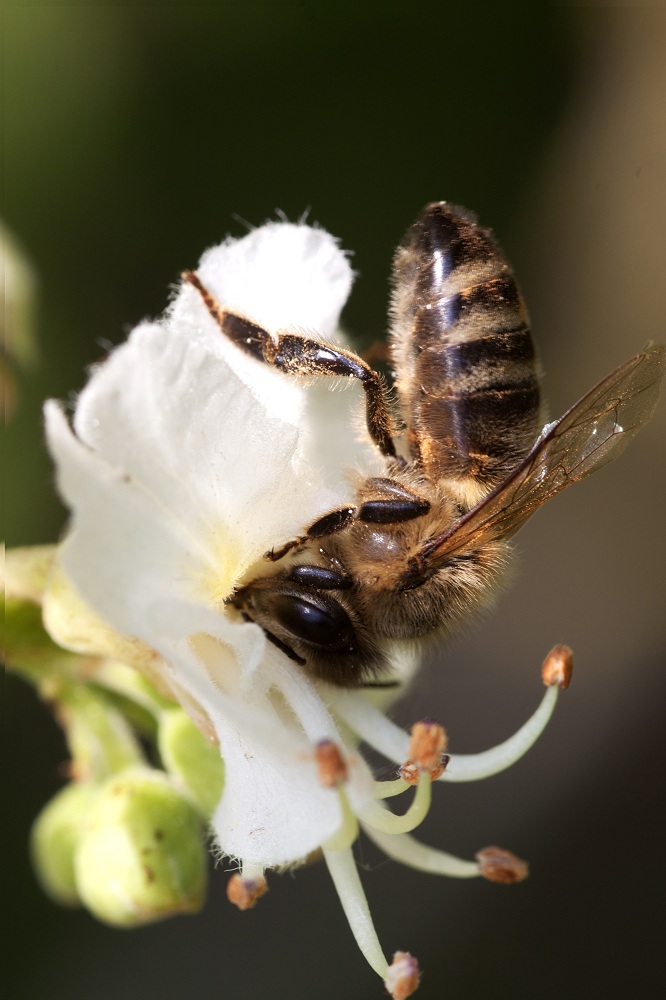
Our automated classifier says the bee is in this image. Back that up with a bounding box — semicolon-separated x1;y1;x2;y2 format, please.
183;203;664;687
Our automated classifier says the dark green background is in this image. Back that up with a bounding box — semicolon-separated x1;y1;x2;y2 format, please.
5;6;665;999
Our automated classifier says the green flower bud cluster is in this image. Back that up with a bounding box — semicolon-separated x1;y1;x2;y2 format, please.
30;748;223;927
4;546;225;927
31;768;207;926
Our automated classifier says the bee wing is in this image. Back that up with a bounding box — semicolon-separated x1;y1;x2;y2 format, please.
423;344;665;564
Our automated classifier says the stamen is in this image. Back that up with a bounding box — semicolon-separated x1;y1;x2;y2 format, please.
240;860;265;881
476;846;529;884
400;754;450;785
323;789;359;852
440;684;560;783
329;690;410;761
384;951;421;1000
315;739;349;788
407;719;448;771
362;825;480;879
541;644;573;689
270;657;341;745
359;773;432;836
226;872;269;910
331;684;561;785
322;846;388;979
374;777;410;800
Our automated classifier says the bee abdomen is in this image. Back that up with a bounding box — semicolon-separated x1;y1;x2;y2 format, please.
391;203;541;486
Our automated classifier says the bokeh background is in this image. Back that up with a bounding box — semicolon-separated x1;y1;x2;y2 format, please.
5;6;665;999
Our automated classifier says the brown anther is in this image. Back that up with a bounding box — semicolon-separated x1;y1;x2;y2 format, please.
399;753;450;785
541;644;573;689
407;720;448;772
384;951;421;999
476;846;529;884
399;761;420;785
315;739;348;788
226;873;268;910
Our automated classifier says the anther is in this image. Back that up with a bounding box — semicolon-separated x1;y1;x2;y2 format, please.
315;739;349;788
406;720;448;773
384;951;421;999
399;754;450;785
476;846;529;884
541;644;573;690
226;873;269;910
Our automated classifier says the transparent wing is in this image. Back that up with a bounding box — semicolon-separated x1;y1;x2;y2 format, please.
423;344;665;564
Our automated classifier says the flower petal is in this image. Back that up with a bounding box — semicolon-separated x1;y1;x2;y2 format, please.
154;634;374;867
189;221;353;339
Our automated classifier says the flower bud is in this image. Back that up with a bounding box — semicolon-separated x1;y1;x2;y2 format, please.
30;781;100;906
158;708;224;818
75;767;207;926
3;593;83;684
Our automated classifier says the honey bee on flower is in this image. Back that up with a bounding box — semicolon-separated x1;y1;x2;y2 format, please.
24;207;662;996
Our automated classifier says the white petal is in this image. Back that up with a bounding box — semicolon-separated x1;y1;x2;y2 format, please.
71;323;325;569
169;223;381;479
45;400;260;671
213;703;346;866
192;221;353;338
158;635;374;867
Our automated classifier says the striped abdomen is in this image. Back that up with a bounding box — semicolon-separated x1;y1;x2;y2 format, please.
389;202;541;491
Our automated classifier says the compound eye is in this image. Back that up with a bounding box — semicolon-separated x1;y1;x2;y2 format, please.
271;594;356;654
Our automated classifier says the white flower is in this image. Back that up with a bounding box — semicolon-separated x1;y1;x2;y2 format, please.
44;220;565;996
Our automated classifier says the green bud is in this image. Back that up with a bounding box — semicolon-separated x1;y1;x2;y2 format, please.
3;595;84;684
2;222;39;371
30;781;100;906
75;767;207;926
3;545;56;604
3;547;85;686
158;708;224;818
58;682;145;781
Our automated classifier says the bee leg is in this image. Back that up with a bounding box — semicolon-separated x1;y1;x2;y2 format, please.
183;270;396;458
357;497;430;524
357;476;430;523
287;565;353;589
361;679;401;689
265;506;357;561
266;485;430;563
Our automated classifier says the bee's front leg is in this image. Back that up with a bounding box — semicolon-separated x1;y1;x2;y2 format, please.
265;481;431;562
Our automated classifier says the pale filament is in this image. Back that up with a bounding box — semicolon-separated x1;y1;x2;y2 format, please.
239;860;265;881
323;846;389;979
359;772;432;835
439;684;559;782
362;826;481;879
331;684;560;782
323;789;360;853
374;777;410;800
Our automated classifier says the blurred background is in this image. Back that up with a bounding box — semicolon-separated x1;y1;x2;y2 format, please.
5;5;665;999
